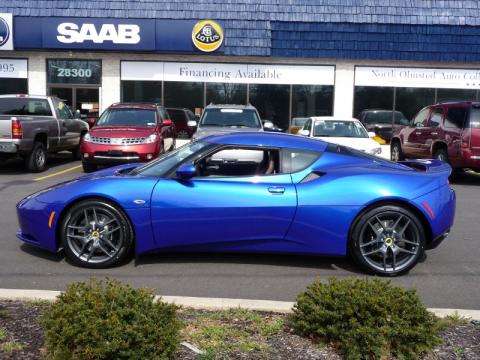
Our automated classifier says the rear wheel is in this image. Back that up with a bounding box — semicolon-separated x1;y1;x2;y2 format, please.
177;130;189;139
350;205;425;276
390;141;404;162
434;148;449;163
25;142;47;172
61;199;133;268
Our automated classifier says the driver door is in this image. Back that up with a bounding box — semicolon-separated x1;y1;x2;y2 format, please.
402;107;431;158
150;146;297;249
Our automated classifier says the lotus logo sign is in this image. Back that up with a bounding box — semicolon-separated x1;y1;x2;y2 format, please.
0;13;13;50
192;20;223;52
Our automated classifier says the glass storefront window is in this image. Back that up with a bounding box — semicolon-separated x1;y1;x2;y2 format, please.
354;86;394;118
396;88;435;120
164;81;204;111
437;88;477;103
0;78;27;95
122;81;162;103
47;60;101;85
206;83;247;105
292;85;333;117
249;84;290;130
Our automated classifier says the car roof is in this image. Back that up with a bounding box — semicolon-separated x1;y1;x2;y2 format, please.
204;103;257;110
0;94;52;99
360;109;402;113
202;131;328;152
310;116;359;122
110;102;160;110
166;107;190;111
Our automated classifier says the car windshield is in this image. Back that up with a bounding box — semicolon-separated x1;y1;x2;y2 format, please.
363;111;407;125
313;120;368;138
96;108;157;127
292;117;309;127
199;108;261;128
132;141;211;177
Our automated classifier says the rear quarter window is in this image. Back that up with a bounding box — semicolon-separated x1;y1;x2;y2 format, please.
468;107;480;128
282;149;320;173
444;107;466;129
0;98;52;116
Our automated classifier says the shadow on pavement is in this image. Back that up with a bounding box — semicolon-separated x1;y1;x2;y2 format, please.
0;152;78;176
136;251;364;274
451;170;480;186
20;244;63;263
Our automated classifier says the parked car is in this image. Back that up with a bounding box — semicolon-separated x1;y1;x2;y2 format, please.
17;132;455;275
0;94;88;172
80;103;175;173
391;102;480;172
166;107;197;139
358;109;409;142
190;104;271;140
298;117;382;156
289;117;309;134
262;120;284;132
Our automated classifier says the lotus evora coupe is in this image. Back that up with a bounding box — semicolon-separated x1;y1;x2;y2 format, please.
16;132;455;275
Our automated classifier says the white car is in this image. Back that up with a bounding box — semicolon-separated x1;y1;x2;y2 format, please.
298;117;382;156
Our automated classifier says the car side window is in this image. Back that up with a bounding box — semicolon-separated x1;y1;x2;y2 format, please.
428;108;443;128
412;108;429;127
304;120;312;132
195;147;280;178
54;99;73;119
159;108;168;121
282;149;320;173
444;107;467;129
168;109;184;122
187;110;197;121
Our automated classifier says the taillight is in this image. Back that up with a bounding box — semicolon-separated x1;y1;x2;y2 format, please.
11;118;23;139
461;128;471;149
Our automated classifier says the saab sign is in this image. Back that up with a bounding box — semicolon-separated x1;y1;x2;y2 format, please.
57;23;141;44
43;18;154;50
0;13;13;50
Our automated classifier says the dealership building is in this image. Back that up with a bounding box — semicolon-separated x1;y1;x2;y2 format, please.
1;1;480;130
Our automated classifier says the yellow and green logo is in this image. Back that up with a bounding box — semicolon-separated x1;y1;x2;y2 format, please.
192;20;223;52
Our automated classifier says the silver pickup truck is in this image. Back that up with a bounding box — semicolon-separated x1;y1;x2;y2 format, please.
0;95;89;172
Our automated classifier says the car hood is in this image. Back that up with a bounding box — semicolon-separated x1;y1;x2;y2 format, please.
90;126;156;138
315;137;380;152
194;126;263;139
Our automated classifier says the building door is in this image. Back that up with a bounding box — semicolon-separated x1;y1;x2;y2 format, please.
47;59;102;120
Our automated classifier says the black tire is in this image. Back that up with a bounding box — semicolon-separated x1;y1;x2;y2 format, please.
25;142;47;172
349;205;425;276
390;141;404;162
61;199;134;268
71;134;85;160
433;148;449;163
82;161;97;173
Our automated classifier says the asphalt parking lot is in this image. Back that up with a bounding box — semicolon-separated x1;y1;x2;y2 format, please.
0;148;479;310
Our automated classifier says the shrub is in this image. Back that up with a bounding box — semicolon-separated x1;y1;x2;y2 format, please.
288;278;441;360
41;278;182;360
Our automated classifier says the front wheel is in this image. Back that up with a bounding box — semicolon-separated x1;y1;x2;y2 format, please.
390;142;404;162
61;200;133;268
349;205;425;276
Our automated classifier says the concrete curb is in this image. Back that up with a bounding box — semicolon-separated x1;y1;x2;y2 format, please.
0;288;479;320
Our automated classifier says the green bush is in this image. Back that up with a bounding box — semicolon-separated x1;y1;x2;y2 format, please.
41;278;182;360
289;278;441;360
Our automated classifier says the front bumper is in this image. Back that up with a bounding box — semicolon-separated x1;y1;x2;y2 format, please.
81;141;160;164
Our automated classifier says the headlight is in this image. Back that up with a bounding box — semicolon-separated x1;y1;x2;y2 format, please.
83;133;91;142
368;147;382;155
143;134;158;144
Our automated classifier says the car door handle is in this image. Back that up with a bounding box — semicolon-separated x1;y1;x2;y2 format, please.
268;186;285;194
415;132;422;135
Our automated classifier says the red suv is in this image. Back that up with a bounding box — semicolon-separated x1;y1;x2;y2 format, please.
391;102;480;171
81;103;175;172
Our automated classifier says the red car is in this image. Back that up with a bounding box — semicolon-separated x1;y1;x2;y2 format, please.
391;101;480;171
81;103;175;172
166;107;198;139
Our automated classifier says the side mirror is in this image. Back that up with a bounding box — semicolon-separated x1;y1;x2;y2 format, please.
87;117;96;128
298;129;310;136
187;120;198;127
263;121;274;130
368;131;376;138
74;109;81;119
162;119;173;126
176;163;196;179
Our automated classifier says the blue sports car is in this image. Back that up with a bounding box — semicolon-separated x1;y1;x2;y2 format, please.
16;132;455;275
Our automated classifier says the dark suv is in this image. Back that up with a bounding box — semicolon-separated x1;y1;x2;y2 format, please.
391;102;480;171
358;109;409;142
166;107;198;139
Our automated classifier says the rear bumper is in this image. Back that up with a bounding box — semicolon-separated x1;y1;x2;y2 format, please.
459;149;480;169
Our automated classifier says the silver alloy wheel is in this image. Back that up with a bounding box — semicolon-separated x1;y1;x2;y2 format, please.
358;211;420;273
177;130;190;139
66;206;123;264
35;148;46;168
436;152;446;161
391;145;400;161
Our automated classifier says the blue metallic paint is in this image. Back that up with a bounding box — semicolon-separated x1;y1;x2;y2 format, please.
16;133;455;260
